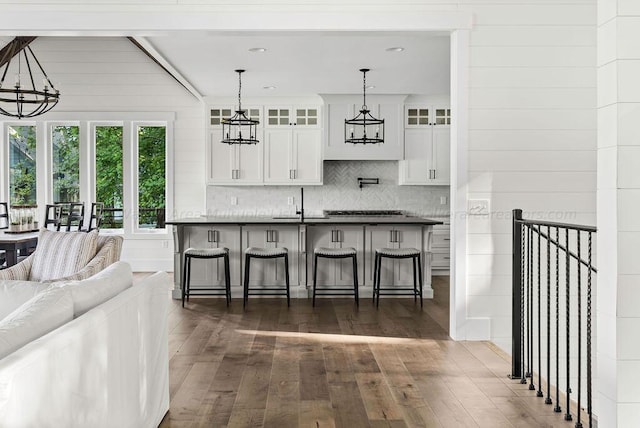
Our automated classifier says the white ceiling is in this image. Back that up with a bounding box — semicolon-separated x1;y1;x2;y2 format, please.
147;31;451;98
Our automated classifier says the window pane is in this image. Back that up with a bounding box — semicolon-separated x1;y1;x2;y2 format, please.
96;126;124;229
52;125;80;203
138;126;166;229
8;126;37;206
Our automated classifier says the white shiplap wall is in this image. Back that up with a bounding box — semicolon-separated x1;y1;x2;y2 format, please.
25;37;204;271
462;1;597;351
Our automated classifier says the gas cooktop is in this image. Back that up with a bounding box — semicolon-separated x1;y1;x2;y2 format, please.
324;210;405;217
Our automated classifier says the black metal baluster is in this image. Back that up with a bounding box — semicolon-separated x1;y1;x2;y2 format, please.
587;232;593;428
576;231;583;428
537;227;543;397
528;225;534;386
546;225;553;405
554;226;562;413
565;228;572;422
521;224;527;384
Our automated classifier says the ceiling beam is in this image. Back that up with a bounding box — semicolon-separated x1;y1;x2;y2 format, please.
127;36;203;101
0;36;37;69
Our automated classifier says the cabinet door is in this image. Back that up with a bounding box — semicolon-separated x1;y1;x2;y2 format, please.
185;226;241;287
400;128;431;185
266;107;292;127
236;134;264;184
394;226;423;287
430;126;450;185
325;103;355;160
366;226;396;287
208;129;236;184
264;129;292;183
242;226;299;287
292;129;322;184
308;225;364;287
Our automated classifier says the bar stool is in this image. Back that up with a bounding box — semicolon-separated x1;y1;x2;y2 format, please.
373;248;423;308
312;247;359;306
243;247;290;308
182;247;231;307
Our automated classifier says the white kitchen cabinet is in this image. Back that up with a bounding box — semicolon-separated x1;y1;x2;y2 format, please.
322;95;405;160
242;225;299;287
307;225;364;287
431;222;451;275
399;105;450;185
207;106;264;185
184;225;241;288
365;225;424;287
264;127;322;185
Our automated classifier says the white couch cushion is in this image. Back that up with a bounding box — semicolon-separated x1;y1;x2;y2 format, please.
30;229;99;282
0;286;73;359
0;280;52;320
55;261;133;317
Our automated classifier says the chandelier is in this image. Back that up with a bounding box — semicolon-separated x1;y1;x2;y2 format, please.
221;69;259;145
345;68;384;144
0;38;60;119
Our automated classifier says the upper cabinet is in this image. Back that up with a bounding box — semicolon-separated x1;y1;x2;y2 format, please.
322;94;405;160
399;104;451;186
206;100;322;186
264;105;322;185
207;106;263;185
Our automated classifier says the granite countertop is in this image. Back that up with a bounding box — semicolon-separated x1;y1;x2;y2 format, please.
166;215;443;226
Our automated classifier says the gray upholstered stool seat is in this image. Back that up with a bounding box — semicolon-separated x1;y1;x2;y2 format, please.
375;247;420;257
243;247;290;308
245;246;288;257
312;246;359;307
182;247;231;307
314;247;357;257
185;247;229;257
373;247;423;308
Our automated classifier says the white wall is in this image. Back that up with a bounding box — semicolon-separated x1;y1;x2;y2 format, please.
461;1;597;350
22;37;204;271
597;0;640;426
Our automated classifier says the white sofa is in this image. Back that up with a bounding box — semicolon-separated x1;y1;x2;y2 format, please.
0;262;170;428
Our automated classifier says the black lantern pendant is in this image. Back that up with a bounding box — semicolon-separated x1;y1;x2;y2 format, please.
221;69;259;145
0;38;60;119
345;68;384;144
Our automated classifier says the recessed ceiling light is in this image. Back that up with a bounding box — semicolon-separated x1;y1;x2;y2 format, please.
263;86;276;90
386;47;405;52
249;47;267;53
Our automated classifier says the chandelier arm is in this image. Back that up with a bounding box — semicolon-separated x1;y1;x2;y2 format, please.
27;46;54;89
24;49;36;91
362;69;366;110
237;71;242;112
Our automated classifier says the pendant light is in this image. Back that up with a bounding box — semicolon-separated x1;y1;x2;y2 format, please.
345;68;384;144
0;38;60;119
221;69;259;145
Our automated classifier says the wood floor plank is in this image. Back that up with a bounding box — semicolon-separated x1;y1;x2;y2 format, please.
153;273;579;428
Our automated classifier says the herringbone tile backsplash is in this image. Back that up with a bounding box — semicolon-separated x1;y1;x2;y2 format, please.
206;161;449;217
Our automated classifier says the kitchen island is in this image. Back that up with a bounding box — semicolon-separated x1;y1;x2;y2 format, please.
167;214;443;301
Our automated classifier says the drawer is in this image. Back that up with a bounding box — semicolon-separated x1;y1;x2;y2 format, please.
432;232;451;249
431;251;451;268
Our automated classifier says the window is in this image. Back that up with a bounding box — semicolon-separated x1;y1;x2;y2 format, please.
8;125;37;205
95;126;124;229
51;125;80;203
1;113;173;236
137;125;166;229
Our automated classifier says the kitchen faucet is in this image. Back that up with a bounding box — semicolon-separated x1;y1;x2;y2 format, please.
295;187;304;223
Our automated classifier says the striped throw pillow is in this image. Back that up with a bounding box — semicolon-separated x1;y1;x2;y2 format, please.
30;229;99;282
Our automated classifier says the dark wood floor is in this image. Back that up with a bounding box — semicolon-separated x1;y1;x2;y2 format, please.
154;276;577;427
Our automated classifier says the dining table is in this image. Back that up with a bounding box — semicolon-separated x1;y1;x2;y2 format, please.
0;230;38;267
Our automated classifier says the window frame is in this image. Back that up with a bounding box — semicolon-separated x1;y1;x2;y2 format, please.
0;112;174;238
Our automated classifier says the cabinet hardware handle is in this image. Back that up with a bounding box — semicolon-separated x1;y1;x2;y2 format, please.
444;257;450;260
273;230;278;242
395;230;400;243
213;230;219;243
337;230;342;242
289;169;293;179
443;238;450;241
207;230;213;242
331;230;336;242
389;230;394;243
433;170;436;179
293;169;297;179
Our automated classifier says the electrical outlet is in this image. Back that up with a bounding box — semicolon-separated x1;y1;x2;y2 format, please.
468;199;490;216
230;196;238;205
287;196;294;205
440;196;447;205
